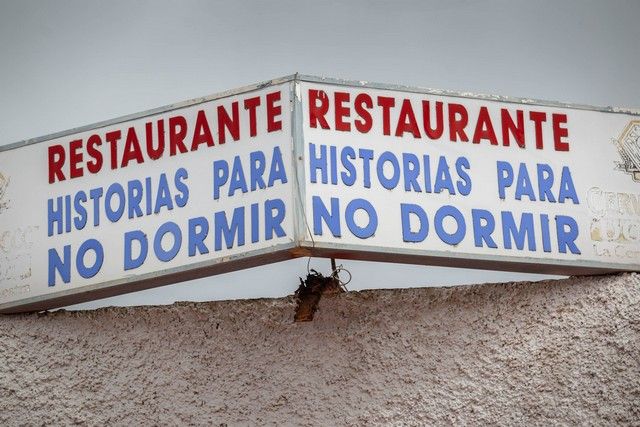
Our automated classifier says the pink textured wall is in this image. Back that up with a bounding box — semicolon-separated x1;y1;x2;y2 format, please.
1;273;639;425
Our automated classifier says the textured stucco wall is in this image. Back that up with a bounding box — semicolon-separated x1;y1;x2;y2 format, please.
1;273;639;425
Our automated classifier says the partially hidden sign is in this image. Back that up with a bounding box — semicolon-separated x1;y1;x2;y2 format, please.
1;75;639;313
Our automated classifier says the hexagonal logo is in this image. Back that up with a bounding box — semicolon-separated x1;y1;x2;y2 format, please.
614;120;640;182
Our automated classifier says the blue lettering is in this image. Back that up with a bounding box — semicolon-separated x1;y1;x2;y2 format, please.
76;239;103;279
377;151;400;190
471;209;497;248
402;153;421;192
537;164;556;202
497;161;513;200
250;151;266;191
65;195;71;233
214;207;245;251
340;146;356;186
556;215;581;254
48;245;71;286
127;179;142;219
345;199;377;239
48;197;63;236
89;187;103;226
559;167;579;204
174;167;189;207
154;174;174;213
144;177;153;215
73;191;88;230
188;217;209;257
423;154;432;193
309;143;327;184
455;157;472;196
540;214;552;252
330;145;338;185
251;203;260;243
401;203;428;242
265;198;286;240
359;149;374;188
434;156;455;195
229;156;248;197
312;196;340;237
124;230;148;270
501;211;536;251
434;205;465;245
213;159;229;200
127;180;144;218
153;221;182;262
515;163;536;201
105;183;126;222
268;147;288;187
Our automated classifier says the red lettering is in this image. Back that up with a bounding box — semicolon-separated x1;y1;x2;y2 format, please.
48;144;66;183
552;113;570;151
309;89;329;129
472;107;498;145
105;130;121;170
244;96;261;137
69;139;84;179
266;91;282;132
395;99;420;138
448;103;469;142
377;96;395;136
146;120;164;160
192;110;214;150
529;111;547;149
217;102;240;145
334;91;351;132
86;134;103;174
121;127;143;168
354;93;373;133
501;109;525;148
423;101;444;140
169;116;188;156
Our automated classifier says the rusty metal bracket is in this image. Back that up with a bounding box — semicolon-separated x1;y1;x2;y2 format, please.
293;260;344;322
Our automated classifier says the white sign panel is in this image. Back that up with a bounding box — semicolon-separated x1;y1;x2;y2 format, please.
0;79;296;313
298;78;640;274
2;75;639;313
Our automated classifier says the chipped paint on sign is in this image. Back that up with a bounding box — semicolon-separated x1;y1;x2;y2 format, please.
0;172;9;214
0;226;37;295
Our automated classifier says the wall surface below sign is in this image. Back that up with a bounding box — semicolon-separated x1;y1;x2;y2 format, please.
1;273;638;424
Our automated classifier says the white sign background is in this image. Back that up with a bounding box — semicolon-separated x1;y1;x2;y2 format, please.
0;79;296;312
298;79;640;273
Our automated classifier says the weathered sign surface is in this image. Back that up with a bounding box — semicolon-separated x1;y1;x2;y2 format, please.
297;78;640;274
0;78;297;313
1;75;639;313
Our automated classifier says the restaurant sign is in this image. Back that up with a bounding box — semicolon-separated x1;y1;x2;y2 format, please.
1;75;638;313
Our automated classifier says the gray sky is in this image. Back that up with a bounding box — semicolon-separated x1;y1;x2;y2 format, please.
1;0;639;309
